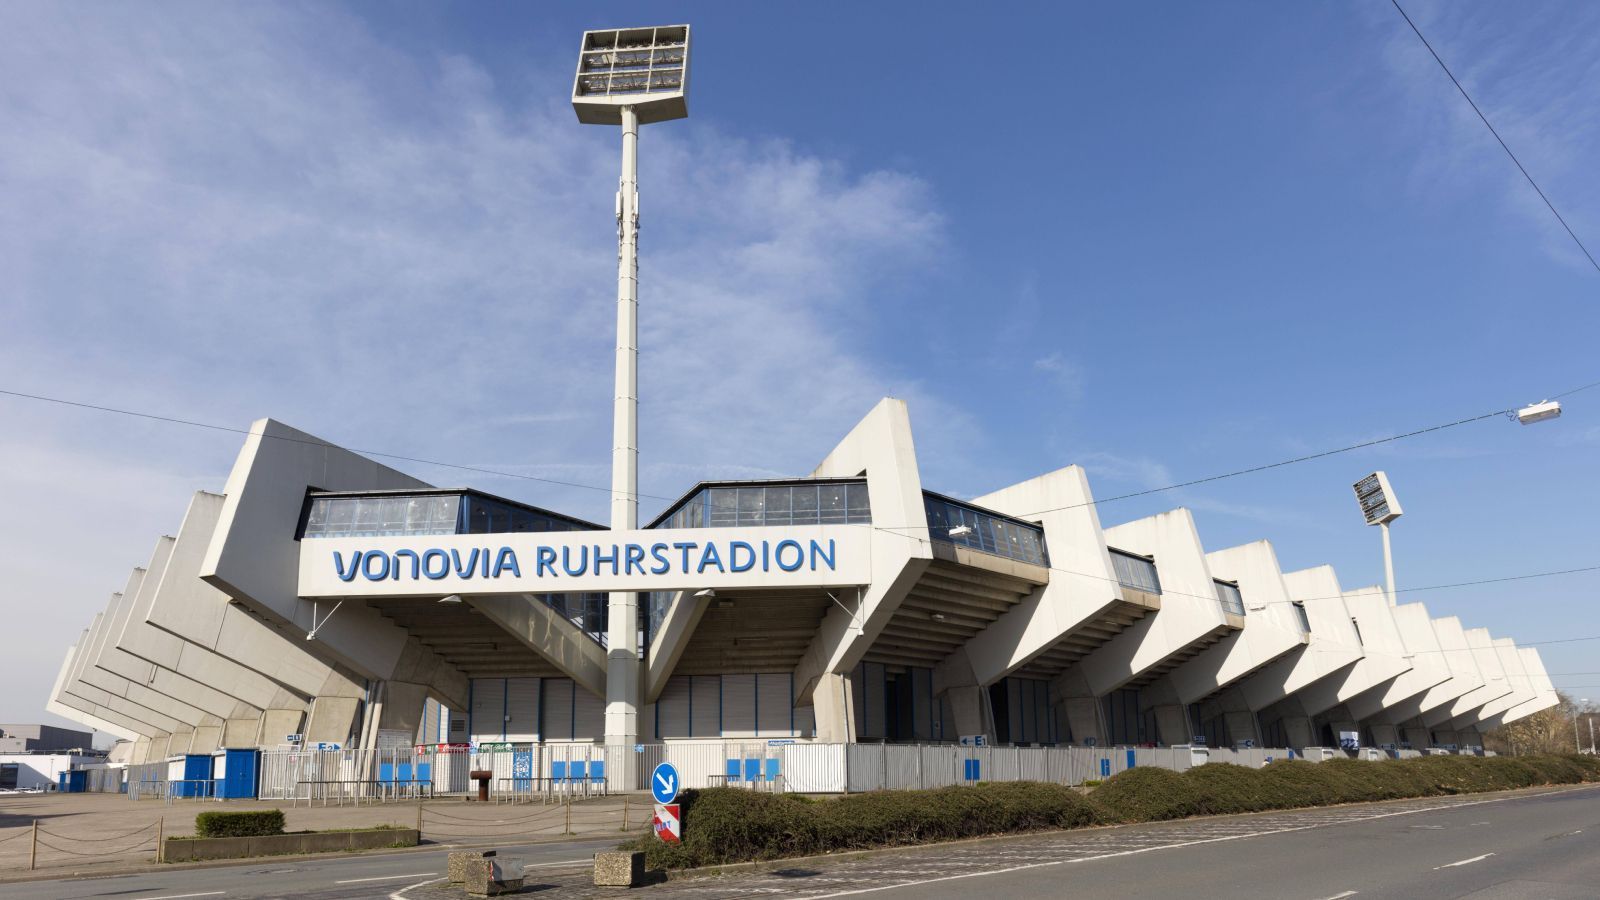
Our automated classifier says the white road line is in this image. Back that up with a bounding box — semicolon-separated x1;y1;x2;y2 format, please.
133;893;226;900
1317;892;1359;900
801;793;1533;899
335;872;438;884
390;877;445;900
521;858;592;868
1434;852;1495;869
1408;825;1444;829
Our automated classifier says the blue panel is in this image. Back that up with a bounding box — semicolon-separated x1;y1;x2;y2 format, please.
589;760;605;784
569;761;586;782
379;763;395;784
398;763;412;783
1100;758;1111;777
221;749;260;799
765;758;780;782
725;758;741;782
1126;749;1137;769
417;763;432;784
744;758;760;782
551;760;567;782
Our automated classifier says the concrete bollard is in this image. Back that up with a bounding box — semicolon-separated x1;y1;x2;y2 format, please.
593;850;645;887
448;849;496;883
462;857;523;896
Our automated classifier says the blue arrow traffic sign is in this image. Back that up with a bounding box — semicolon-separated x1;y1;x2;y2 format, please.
651;762;680;804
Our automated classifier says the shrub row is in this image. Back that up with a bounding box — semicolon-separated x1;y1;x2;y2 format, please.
624;755;1600;870
194;809;286;838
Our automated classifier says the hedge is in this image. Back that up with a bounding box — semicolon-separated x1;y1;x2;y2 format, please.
194;809;286;838
624;781;1099;870
624;755;1600;870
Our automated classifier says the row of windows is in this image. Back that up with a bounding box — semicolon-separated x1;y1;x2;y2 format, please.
302;493;590;539
924;494;1048;566
1109;548;1162;595
654;481;873;530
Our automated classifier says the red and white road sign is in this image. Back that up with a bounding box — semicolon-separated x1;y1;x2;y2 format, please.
653;803;681;843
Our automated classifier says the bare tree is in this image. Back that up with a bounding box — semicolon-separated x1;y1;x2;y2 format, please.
1484;693;1592;756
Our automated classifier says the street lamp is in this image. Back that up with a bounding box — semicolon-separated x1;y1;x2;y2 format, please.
572;25;691;752
1352;472;1402;606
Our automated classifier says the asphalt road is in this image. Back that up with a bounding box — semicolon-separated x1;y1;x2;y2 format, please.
6;785;1598;899
0;834;612;899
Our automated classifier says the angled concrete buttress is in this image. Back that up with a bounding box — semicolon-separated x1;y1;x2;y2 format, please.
791;399;934;740
1286;585;1417;742
1041;508;1240;746
199;418;474;743
1172;540;1311;747
1346;603;1457;746
1236;565;1365;747
930;465;1122;743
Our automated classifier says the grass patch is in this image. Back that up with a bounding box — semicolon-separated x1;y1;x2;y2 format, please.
625;755;1600;869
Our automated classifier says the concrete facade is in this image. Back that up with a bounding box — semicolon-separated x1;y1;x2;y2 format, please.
45;400;1558;759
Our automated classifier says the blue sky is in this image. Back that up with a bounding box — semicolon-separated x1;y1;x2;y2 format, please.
3;1;1597;730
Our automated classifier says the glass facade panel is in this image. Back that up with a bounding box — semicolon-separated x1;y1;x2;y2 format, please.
301;491;590;538
1109;548;1162;595
1214;580;1246;617
651;480;872;529
922;493;1049;566
538;592;608;648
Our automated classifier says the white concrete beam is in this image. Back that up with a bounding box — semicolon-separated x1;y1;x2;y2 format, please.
941;466;1121;691
1290;586;1415;716
792;399;933;707
1349;603;1456;724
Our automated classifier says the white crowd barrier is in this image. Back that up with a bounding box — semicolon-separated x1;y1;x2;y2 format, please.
238;741;1394;801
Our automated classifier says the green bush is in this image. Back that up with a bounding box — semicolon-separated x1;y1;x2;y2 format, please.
193;809;286;839
623;782;1101;870
621;755;1599;870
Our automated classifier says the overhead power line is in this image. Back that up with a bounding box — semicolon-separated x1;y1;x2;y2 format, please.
1389;0;1600;276
0;388;681;505
2;375;1596;518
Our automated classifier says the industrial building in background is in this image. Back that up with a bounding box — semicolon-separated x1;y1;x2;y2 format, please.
38;24;1563;798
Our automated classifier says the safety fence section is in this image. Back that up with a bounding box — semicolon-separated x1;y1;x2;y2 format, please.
0;819;163;872
417;796;635;844
240;742;1338;802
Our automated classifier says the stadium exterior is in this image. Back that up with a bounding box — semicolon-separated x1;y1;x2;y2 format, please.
47;399;1559;789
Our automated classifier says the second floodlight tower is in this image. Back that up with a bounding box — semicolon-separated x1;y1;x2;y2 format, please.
1353;471;1402;606
573;25;691;749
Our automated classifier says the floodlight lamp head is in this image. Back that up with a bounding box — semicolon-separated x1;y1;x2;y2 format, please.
693;589;716;599
947;525;974;537
572;24;691;125
1352;471;1402;526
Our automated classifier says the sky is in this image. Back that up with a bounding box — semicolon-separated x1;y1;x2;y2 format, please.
2;1;1597;738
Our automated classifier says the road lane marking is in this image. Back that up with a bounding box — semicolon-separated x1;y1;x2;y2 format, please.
335;873;438;884
390;878;445;900
133;893;226;900
1434;852;1495;869
799;792;1542;899
521;858;591;868
1318;892;1359;899
1408;825;1444;829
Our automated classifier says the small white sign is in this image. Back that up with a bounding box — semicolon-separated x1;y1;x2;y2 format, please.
958;735;987;747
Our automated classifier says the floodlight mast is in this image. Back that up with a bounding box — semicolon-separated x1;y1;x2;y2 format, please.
572;25;691;754
1352;472;1403;606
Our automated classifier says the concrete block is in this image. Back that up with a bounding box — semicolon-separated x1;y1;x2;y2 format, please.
450;849;497;883
463;857;523;896
593;850;646;887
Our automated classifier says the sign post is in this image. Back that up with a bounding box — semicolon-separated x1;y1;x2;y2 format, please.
650;762;681;842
